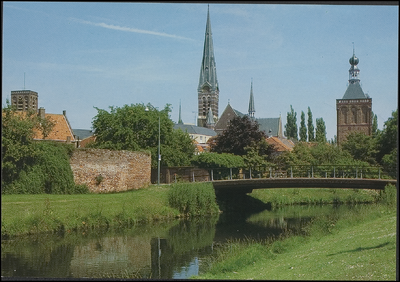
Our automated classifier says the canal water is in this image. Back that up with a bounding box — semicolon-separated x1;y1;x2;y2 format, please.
1;204;364;279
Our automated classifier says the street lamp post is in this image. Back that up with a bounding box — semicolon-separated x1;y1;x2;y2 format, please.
145;106;161;186
157;115;160;186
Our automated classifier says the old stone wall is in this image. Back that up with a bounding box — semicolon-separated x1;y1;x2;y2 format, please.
70;149;151;193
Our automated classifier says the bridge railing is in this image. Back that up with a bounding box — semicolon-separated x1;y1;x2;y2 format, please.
206;165;394;182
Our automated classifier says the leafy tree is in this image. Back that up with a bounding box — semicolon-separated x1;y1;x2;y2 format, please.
376;109;397;163
211;115;267;156
90;103;195;168
276;142;370;170
341;131;378;164
285;105;297;140
372;112;379;138
2;101;86;194
376;109;397;177
307;107;315;142
1;100;52;185
299;111;307;142
191;152;244;169
315;117;327;143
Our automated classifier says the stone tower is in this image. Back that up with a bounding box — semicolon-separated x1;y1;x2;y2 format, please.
336;48;372;145
11;90;38;112
197;5;219;127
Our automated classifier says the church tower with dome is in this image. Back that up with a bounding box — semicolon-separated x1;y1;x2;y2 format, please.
336;47;372;145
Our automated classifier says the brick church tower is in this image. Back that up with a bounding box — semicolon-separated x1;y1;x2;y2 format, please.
336;48;372;145
197;5;219;128
11;90;38;112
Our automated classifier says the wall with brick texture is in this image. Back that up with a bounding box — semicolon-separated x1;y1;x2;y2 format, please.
70;149;151;193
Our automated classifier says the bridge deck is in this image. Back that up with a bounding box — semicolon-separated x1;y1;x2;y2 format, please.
212;178;397;193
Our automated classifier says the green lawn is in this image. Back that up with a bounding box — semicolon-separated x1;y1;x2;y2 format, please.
1;185;180;237
196;207;397;280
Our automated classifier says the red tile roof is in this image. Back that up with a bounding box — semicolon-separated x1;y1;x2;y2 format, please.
33;113;75;142
266;136;294;152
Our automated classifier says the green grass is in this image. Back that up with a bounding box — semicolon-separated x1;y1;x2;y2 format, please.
250;187;381;207
1;185;180;237
196;206;397;280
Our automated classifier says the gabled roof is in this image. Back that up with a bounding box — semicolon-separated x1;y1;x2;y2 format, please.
33;113;75;142
256;118;280;137
174;123;217;136
342;82;368;99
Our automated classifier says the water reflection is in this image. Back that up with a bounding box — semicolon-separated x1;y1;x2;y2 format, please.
2;204;361;279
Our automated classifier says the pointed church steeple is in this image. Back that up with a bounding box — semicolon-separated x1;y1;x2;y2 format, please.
248;79;255;118
178;100;183;124
197;5;219;128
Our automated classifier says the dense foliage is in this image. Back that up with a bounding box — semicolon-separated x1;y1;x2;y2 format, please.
285;105;298;140
299;111;307;142
211;115;267;156
307;107;315;142
2;102;88;194
315;117;327;143
375;109;398;177
89;103;195;168
341;132;378;165
192;152;244;169
168;182;220;216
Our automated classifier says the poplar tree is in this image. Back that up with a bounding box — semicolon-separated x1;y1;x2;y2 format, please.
285;105;298;140
299;111;307;142
315;117;327;143
307;106;315;142
372;112;378;137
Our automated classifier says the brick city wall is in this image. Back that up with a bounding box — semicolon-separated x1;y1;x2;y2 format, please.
70;149;151;193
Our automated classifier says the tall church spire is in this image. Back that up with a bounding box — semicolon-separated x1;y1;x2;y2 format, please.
197;5;219;127
178;100;183;124
248;79;255;118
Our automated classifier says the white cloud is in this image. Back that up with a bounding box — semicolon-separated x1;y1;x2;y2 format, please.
70;18;195;41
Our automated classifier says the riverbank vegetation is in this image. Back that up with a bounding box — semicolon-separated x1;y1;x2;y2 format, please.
196;184;397;280
1;185;179;238
2;102;89;195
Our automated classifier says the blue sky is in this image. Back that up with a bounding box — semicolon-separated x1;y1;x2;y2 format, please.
2;2;398;141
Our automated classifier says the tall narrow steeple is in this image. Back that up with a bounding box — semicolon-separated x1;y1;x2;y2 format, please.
197;5;219;128
248;79;255;118
178;100;183;124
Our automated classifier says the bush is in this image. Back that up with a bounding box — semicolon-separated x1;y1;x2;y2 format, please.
168;182;219;216
2;142;89;194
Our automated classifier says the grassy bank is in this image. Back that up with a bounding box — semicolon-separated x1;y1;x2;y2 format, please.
1;182;219;238
250;187;382;207
196;210;396;280
1;182;393;238
1;185;179;238
195;184;397;280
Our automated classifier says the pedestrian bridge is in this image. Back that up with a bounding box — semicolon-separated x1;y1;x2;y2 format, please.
212;177;397;194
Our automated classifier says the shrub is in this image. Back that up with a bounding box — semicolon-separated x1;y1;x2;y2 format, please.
168;182;219;216
2;142;88;194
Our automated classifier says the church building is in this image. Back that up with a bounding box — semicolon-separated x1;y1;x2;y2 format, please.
336;49;372;145
196;6;283;139
197;5;219;128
